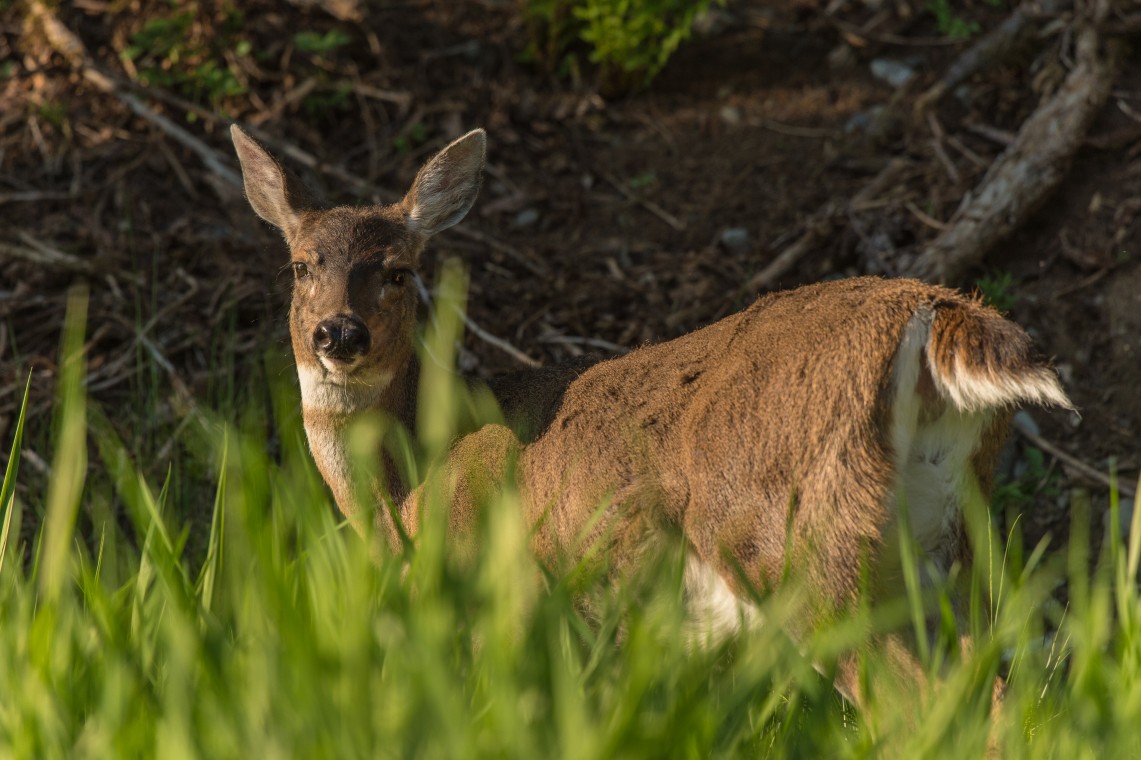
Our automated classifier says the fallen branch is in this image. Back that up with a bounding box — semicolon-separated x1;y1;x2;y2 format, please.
916;0;1072;112
907;14;1119;282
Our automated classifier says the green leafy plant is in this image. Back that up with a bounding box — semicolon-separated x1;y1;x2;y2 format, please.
392;121;428;154
928;0;980;39
523;0;720;92
977;270;1018;312
293;29;351;56
121;4;249;110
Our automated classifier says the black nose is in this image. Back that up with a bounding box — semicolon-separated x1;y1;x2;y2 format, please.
313;316;370;360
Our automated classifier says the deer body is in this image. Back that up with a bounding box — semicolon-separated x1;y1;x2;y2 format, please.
232;125;1071;707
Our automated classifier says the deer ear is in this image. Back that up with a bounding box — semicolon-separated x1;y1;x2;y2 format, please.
231;125;312;238
401;129;486;238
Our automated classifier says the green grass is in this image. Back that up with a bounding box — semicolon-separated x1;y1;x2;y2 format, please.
2;284;1141;758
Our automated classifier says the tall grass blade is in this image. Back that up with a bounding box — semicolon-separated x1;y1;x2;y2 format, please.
0;372;32;577
896;495;931;664
38;286;89;605
90;404;192;610
197;430;227;614
1127;472;1141;582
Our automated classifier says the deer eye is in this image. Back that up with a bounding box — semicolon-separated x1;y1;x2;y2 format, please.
292;261;310;279
388;269;407;287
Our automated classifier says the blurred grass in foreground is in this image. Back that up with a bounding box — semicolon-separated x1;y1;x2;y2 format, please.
1;283;1140;759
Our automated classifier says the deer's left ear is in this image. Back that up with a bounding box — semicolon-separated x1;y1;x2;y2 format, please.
401;129;486;238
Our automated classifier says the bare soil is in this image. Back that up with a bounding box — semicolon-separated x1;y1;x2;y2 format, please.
1;0;1137;554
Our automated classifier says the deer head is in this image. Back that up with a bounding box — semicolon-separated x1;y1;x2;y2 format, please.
231;125;486;414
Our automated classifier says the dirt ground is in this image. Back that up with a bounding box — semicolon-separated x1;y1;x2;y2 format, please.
1;0;1137;554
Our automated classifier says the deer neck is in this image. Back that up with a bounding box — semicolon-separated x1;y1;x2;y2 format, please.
297;356;419;544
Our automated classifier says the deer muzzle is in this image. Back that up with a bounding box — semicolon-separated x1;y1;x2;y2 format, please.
312;315;370;363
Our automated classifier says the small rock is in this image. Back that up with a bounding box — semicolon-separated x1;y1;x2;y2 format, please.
719;105;742;126
513;208;540;228
827;44;858;72
719;227;750;254
870;58;916;88
844;105;884;134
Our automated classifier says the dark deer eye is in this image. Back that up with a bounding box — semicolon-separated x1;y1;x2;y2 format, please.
292;261;310;279
388;270;407;287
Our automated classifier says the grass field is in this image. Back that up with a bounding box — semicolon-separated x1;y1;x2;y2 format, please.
2;287;1140;759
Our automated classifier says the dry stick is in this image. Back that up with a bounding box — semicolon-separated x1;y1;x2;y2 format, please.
907;22;1119;283
0;237;95;275
411;274;541;368
1012;416;1137;497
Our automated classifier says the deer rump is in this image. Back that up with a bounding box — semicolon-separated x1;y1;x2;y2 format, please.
440;277;1068;645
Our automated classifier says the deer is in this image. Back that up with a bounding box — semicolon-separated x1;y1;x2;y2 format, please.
231;124;1073;712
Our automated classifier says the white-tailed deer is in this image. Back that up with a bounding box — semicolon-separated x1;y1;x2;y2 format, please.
232;125;1072;708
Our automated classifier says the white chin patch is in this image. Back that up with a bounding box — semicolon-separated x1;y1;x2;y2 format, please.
297;362;394;412
318;355;359;376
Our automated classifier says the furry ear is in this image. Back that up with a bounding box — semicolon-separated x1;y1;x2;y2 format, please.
401;129;486;237
231;125;313;238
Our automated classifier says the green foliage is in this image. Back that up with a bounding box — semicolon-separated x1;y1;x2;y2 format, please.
293;29;350;56
523;0;719;91
393;122;429;155
976;270;1018;312
3;273;1141;758
994;446;1058;512
627;171;657;190
121;3;249;110
928;0;980;39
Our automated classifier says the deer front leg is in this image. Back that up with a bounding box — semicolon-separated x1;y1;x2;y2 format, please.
392;423;524;561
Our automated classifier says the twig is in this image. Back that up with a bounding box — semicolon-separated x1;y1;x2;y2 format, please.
412;274;541;368
447;226;549;277
460;311;542;368
0;236;94;275
596;170;686;231
1013;415;1136;497
756;119;836;138
539;334;630;355
0;191;74;204
905;201;949;231
965;122;1017;147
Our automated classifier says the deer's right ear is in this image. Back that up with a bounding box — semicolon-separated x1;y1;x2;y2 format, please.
231;125;306;238
401;129;486;238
